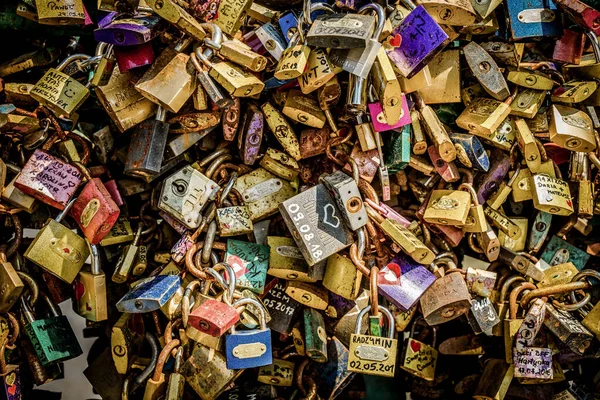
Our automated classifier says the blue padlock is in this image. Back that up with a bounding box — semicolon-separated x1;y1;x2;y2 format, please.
116;274;181;313
449;133;490;171
505;0;562;40
225;298;273;369
278;11;298;44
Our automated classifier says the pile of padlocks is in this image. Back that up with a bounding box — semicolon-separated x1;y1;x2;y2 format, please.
2;0;600;398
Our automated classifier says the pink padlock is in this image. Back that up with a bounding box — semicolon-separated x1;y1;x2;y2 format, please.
368;94;411;132
15;149;84;210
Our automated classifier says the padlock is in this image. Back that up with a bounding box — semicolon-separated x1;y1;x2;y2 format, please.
544;303;593;355
257;358;295;386
507;69;555;91
418;49;461;104
413;93;456;162
262;102;302;160
323;253;362;301
498;217;528;252
194;49;265;98
498;248;543;281
94;14;160;46
0;216;24;313
549;104;596;152
274;30;310;80
456;96;514;137
143;340;179;400
25;200;90;283
347;305;398;378
510;89;546;119
552;81;597;104
386;0;449;78
95;65;157;133
135;40;196;113
280;183;353;265
21;293;83;365
215;38;268;72
400;317;437;381
244;21;287;60
282;90;327;129
377;254;436;311
111;312;144;375
515;298;547;350
35;0;85;25
420;259;472;325
146;0;206;41
553;29;586;65
69;178;120;245
267;236;315;282
0;335;22;400
73;242;107;322
112;224;144;283
260;148;300;181
304;307;328;362
285;281;329;310
330;3;385;79
225;239;269;294
463;41;509;100
158;164;220;229
30;54;91;117
116;274;181;313
506;0;562;40
320;170;367;231
504;282;536;363
306;5;375;49
423;189;471;226
15;147;84;210
224;297;272;369
450;133;490;172
181;343;242;400
530;174;574;216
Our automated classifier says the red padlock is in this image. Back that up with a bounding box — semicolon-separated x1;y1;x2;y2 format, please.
114;42;155;72
70;178;120;244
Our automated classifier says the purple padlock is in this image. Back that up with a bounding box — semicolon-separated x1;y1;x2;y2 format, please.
239;104;264;165
386;5;449;78
377;254;436;311
474;148;510;204
94;15;160;46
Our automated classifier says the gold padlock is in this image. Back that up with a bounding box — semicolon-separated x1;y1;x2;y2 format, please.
423;190;472;226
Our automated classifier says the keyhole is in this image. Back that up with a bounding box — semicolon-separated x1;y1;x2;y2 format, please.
478;61;491;73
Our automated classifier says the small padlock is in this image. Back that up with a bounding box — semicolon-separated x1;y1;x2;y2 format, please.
116;274;181;313
400;317;438;381
73;242;107;322
35;0;85;25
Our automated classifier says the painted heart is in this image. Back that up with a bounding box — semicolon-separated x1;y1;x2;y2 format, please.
566;199;572;208
323;203;341;229
410;340;421;353
7;384;15;395
379;263;402;285
388;33;402;48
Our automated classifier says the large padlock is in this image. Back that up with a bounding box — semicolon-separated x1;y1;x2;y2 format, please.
35;0;85;26
225;298;273;369
25;200;90;283
347;305;398;378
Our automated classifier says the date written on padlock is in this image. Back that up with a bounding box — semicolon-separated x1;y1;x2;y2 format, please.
280;184;354;266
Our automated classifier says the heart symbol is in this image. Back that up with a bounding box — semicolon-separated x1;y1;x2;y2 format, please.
388;33;402;48
323;204;341;229
410;340;421;353
379;263;402;285
566;199;572;208
7;384;15;395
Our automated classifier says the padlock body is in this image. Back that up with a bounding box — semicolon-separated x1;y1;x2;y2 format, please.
30;68;89;116
377;255;436;311
70;178;120;244
25;316;83;365
73;267;108;322
15;149;83;210
399;337;437;380
25;219;90;283
348;333;398;378
189;299;240;337
420;272;471;325
225;328;272;369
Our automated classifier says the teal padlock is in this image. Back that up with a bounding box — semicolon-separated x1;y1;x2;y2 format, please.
540;235;590;270
21;293;82;366
384;125;410;173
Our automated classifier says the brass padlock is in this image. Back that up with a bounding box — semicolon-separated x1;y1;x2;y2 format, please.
549;104;597;152
423;189;472;226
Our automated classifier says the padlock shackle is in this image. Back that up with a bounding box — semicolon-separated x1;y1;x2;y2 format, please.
499;275;526;303
87;240;102;276
152;339;180;382
40;292;61;318
16;271;39;306
211;262;237;304
355;305;395;338
302;1;335;26
55;198;78;223
519;281;592;309
219;171;238;207
358;3;385;40
3;213;22;259
410;316;437;347
458;183;479;206
201;220;218;265
20;296;36;324
509;282;536;319
132;333;160;390
231;297;268;331
567;269;600;309
200;22;223;57
56;53;92;73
